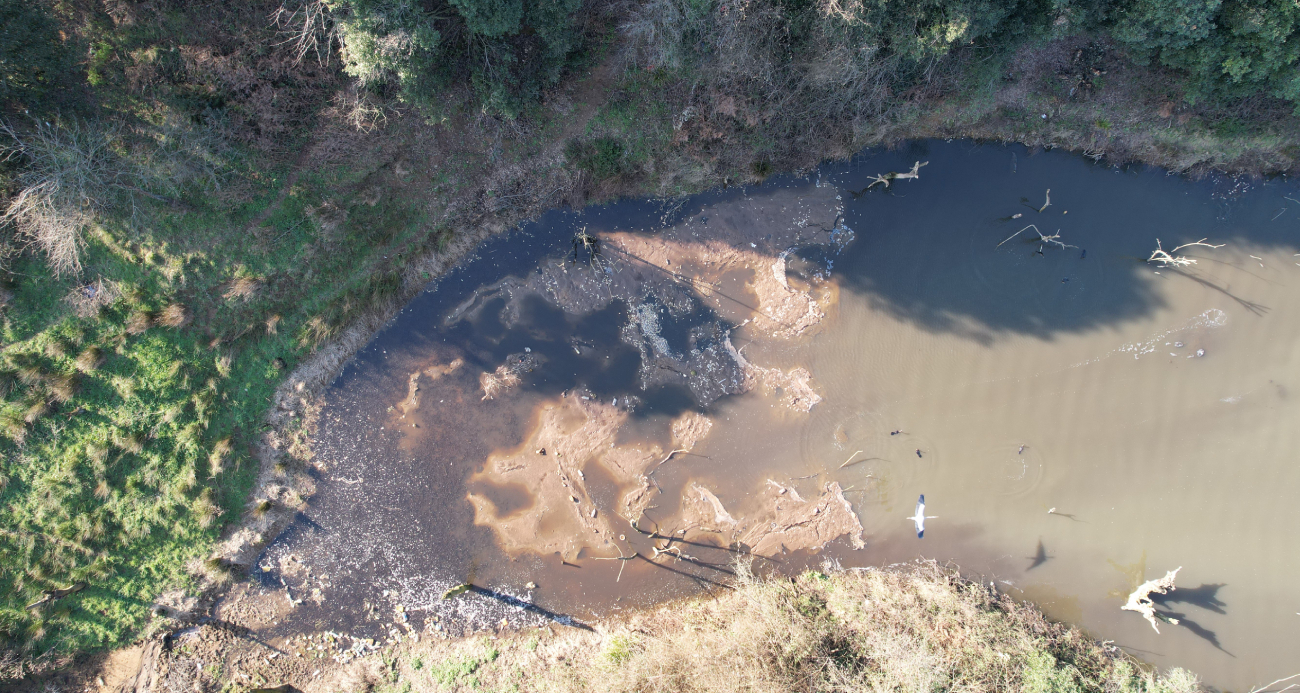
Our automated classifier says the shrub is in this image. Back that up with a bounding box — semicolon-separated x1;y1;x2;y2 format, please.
327;0;585;117
1112;0;1300;105
567;137;626;179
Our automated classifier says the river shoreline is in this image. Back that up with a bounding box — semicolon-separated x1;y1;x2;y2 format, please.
8;33;1297;688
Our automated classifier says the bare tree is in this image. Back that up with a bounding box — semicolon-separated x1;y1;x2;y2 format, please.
1;116;227;275
0;120;135;276
271;0;337;66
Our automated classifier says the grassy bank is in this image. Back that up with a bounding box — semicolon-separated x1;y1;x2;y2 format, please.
1;0;1298;679
137;564;1202;692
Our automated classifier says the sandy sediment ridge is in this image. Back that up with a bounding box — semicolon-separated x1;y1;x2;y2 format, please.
468;392;864;560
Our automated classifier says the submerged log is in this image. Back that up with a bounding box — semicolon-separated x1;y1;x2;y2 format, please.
850;161;929;196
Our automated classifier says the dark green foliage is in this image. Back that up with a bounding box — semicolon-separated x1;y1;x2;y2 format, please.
566;137;625;179
0;0;73;108
1112;0;1300;104
332;0;584;117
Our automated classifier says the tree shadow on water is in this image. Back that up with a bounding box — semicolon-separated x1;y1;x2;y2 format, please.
1151;583;1232;655
828;141;1294;342
464;585;594;631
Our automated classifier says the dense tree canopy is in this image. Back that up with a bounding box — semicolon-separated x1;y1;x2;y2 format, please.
330;0;583;117
1113;0;1300;103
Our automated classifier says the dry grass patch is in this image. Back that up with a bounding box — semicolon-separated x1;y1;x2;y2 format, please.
125;309;154;334
222;275;261;302
380;563;1200;693
157;303;190;328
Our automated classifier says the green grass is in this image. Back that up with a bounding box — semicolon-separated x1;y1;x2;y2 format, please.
426;644;499;689
0;131;441;663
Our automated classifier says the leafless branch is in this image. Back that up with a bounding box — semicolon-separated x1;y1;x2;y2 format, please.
595;546;638;582
997;224;1076;251
1251;673;1300;693
270;0;336;66
1148;238;1225;267
1170;238;1226;254
864;160;928;190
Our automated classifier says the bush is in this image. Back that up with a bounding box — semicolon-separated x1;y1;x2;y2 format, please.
567;137;626;179
619;0;1054;142
329;0;585;117
1112;0;1300;105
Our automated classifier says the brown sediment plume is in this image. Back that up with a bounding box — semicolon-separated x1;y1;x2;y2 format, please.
724;336;822;412
603;233;830;340
670;411;713;449
737;480;865;557
398;358;463;414
469;393;861;559
668;478;865;555
467;395;713;558
676;483;739;539
445;186;842;410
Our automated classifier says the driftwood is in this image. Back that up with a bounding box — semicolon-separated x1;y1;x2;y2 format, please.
997;224;1076;251
1122;567;1180;633
850;161;928;196
1147;238;1224;268
595;547;638;581
867;160;928;189
25;582;86;609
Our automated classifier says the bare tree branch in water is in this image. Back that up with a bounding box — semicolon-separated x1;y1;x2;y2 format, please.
1249;672;1300;693
1147;238;1225;267
854;161;928;195
596;545;638;581
997;224;1077;251
1122;566;1181;633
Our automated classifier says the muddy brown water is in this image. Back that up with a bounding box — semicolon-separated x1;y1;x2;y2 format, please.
251;141;1300;689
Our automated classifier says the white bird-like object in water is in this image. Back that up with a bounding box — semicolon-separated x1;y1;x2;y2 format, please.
907;495;937;538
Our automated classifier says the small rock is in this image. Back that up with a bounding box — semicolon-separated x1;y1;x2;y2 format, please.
537;448;546;455
1196;348;1205;357
570;496;579;503
1174;341;1184;348
525;582;537;589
